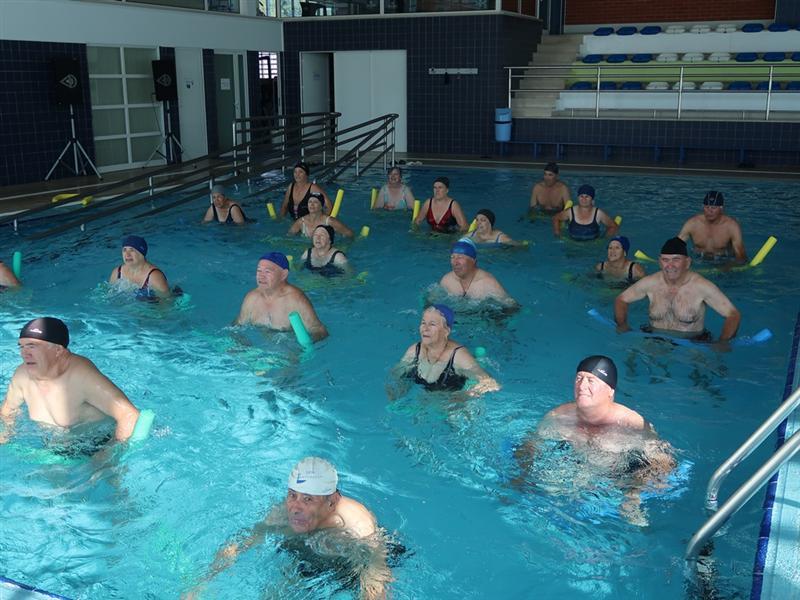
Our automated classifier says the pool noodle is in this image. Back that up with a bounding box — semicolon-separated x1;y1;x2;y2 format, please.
360;225;370;237
564;200;573;209
288;311;313;349
51;193;77;203
81;196;93;207
129;409;155;443
634;249;656;262
370;188;378;209
749;235;777;267
468;219;477;233
411;199;420;223
266;202;277;219
12;251;22;279
614;215;622;225
330;189;344;218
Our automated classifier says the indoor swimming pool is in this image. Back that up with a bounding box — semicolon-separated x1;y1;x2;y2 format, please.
1;164;798;599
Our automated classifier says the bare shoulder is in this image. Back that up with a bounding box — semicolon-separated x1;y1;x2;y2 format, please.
615;404;645;429
339;496;377;538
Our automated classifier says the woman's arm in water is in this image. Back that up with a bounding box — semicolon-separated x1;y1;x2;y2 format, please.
551;208;569;237
450;200;469;233
279;185;292;218
453;348;500;396
201;205;214;223
286;217;304;237
330;216;354;238
597;209;619;238
0;371;25;443
230;204;246;225
413;198;431;226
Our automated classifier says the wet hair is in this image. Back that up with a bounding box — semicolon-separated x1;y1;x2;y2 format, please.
387;166;402;177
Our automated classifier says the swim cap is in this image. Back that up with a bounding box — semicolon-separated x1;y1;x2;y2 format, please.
19;317;69;348
476;208;496;227
544;162;559;174
388;166;402;176
608;236;630;255
259;252;289;270
434;176;450;188
307;191;324;205
288;457;338;496
660;237;688;256
210;184;226;196
703;191;724;206
294;162;310;176
576;355;617;390
314;224;335;244
430;304;454;328
451;240;477;260
577;184;595;199
122;235;148;257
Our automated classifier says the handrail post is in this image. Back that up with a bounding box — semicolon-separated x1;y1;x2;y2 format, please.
677;66;685;119
382;118;388;172
765;65;774;120
595;66;601;117
231;121;238;170
148;176;154;196
391;116;396;166
507;68;512;108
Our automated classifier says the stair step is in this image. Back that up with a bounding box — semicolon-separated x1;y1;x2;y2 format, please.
519;78;565;90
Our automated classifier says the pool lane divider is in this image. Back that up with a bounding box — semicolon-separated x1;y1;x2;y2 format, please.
0;576;74;600
587;308;772;348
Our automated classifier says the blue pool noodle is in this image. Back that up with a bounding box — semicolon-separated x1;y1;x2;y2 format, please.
129;409;155;443
288;311;313;349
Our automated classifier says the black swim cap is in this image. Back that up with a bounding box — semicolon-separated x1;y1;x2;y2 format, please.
576;355;617;390
476;208;496;227
703;191;724;206
434;176;450;188
544;162;559;174
660;237;688;256
294;162;310;176
19;317;69;348
314;224;335;244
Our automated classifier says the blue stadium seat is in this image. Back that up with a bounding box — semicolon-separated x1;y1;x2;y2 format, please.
606;54;628;63
756;81;782;90
742;23;764;33
735;52;758;62
632;53;653;63
582;54;603;64
768;23;790;32
640;25;662;35
617;26;637;36
786;81;800;91
791;52;800;62
621;81;643;90
599;81;617;90
728;81;752;91
763;52;785;62
570;81;593;90
593;27;614;36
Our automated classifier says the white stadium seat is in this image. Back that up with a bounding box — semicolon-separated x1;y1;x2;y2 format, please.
657;53;678;62
646;81;670;90
700;81;724;90
690;24;711;34
709;52;732;62
672;81;697;90
665;25;686;34
681;52;705;63
716;23;738;33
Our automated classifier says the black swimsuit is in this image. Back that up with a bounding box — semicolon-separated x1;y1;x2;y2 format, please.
211;203;246;224
407;343;467;391
288;183;314;220
304;248;344;277
599;261;639;283
116;266;164;300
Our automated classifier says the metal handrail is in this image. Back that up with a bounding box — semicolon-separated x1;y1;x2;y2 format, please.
504;63;796;121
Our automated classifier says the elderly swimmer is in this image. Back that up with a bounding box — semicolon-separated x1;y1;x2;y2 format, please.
595;236;645;284
109;235;172;299
529;162;570;215
398;304;499;395
299;225;349;277
552;184;618;241
236;252;328;341
1;318;140;444
468;209;518;246
516;355;674;525
202;184;247;224
413;177;468;233
439;241;517;306
374;166;413;211
184;457;392;600
677;191;747;263
280;162;332;220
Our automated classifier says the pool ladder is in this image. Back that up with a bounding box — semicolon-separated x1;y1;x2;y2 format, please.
685;385;800;563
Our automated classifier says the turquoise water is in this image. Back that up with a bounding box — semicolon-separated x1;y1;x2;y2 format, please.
1;166;799;599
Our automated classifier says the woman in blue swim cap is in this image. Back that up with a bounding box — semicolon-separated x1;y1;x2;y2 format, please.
595;236;645;284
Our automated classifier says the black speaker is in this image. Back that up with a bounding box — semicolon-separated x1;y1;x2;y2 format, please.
152;59;178;101
51;57;82;105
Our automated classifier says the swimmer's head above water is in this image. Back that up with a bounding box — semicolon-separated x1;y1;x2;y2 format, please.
703;190;724;207
576;355;617;390
544;162;559;174
19;317;70;348
476;209;496;228
451;240;477;261
607;236;630;255
660;237;688;256
289;456;338;495
430;304;455;329
576;184;595;200
260;251;290;271
121;235;147;257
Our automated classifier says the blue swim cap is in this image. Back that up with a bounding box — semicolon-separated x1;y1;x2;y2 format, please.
451;240;477;260
577;184;595;199
122;235;148;257
608;236;630;255
211;184;226;196
430;304;455;328
259;252;289;270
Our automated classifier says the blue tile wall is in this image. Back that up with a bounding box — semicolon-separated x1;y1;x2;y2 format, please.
0;39;94;187
203;49;219;154
282;14;543;155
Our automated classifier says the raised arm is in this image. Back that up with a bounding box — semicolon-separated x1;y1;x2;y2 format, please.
287;217;304;237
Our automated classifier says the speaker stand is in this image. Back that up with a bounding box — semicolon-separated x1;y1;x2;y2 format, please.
145;100;184;167
45;104;102;181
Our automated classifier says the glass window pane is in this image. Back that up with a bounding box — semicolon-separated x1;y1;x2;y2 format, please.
129;106;161;134
92;108;127;136
87;46;121;75
131;135;162;162
90;79;124;105
129;0;205;9
126;78;156;104
94;138;130;167
124;47;157;75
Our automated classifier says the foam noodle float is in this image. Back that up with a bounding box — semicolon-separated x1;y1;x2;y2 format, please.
411;199;421;223
288;311;313;349
51;193;78;203
564;200;573;209
587;308;772;348
614;215;622;225
634;249;656;262
12;251;22;279
370;188;378;209
330;189;345;218
749;236;777;267
468;219;477;233
129;409;155;443
81;196;94;207
267;202;277;220
360;226;370;238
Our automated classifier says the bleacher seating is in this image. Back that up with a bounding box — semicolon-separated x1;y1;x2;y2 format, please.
716;24;737;33
690;25;711;34
607;54;627;63
700;81;723;90
645;81;669;90
768;23;790;32
742;23;765;33
632;53;653;63
582;54;603;64
786;81;800;90
736;52;758;62
709;52;731;62
657;53;678;62
621;81;643;90
793;53;800;62
672;81;697;90
599;81;617;90
728;81;752;90
682;53;705;63
640;26;662;35
756;81;782;90
764;52;786;62
593;27;613;36
665;25;686;34
617;26;637;36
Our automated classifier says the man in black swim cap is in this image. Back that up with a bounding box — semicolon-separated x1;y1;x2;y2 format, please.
516;355;675;526
614;236;741;344
0;318;140;443
529;161;571;215
183;457;392;600
676;190;747;263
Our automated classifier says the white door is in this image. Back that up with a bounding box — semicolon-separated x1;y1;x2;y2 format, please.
333;50;407;152
175;47;208;160
300;52;331;138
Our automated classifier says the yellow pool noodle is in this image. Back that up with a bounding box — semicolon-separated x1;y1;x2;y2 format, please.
331;189;344;218
634;249;656;262
360;225;370;237
749;236;777;267
564;200;573;209
370;188;378;209
52;193;78;203
267;202;277;219
81;196;93;207
614;215;622;225
411;199;420;223
468;219;477;233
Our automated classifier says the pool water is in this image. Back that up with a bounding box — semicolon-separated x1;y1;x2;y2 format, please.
1;165;799;599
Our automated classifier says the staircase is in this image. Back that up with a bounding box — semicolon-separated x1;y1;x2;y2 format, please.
512;34;584;118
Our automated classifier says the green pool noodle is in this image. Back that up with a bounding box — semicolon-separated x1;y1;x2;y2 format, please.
129;409;155;443
12;251;22;278
288;311;313;349
474;346;487;358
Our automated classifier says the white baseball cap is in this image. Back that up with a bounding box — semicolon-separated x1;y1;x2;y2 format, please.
288;457;338;496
